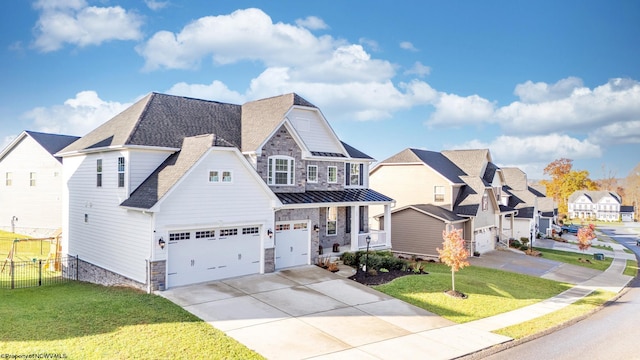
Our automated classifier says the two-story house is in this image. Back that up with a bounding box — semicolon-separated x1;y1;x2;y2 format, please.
568;190;621;221
370;148;515;259
56;93;393;291
0;130;79;236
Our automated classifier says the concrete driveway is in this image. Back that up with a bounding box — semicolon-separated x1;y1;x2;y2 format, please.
159;265;509;359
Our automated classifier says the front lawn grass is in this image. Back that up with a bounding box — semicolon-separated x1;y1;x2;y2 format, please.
624;259;639;277
494;289;616;339
0;282;263;360
374;263;572;323
533;247;612;271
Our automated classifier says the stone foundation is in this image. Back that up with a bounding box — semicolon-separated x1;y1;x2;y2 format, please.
68;258;147;291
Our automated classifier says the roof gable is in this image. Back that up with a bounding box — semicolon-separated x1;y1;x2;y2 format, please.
1;130;79;164
441;149;491;177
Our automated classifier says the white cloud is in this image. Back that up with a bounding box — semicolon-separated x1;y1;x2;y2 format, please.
359;37;380;52
136;8;338;71
23;91;130;136
514;77;584;103
399;41;418;51
145;0;169;11
165;81;246;104
454;134;602;178
427;93;496;127
404;61;431;77
33;0;143;52
295;16;328;30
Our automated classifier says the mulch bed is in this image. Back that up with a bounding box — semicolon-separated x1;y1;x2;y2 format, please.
348;268;420;286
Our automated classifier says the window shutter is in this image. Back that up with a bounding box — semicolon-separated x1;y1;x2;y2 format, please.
289;159;295;185
359;164;364;186
345;163;351;185
268;158;273;184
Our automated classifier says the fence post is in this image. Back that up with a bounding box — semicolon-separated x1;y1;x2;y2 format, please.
10;261;14;290
76;255;79;280
39;260;42;286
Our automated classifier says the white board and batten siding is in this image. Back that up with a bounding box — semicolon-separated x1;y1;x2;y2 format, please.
153;148;277;287
63;152;153;283
288;108;344;155
0;135;64;231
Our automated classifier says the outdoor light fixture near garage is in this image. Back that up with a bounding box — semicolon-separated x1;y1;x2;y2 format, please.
267;229;273;238
158;237;166;249
313;224;319;233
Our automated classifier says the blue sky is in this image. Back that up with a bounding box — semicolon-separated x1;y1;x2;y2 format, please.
1;0;639;179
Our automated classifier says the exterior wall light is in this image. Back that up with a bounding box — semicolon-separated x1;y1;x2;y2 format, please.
158;237;166;249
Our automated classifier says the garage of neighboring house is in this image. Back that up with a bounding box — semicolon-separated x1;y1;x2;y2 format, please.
474;227;495;254
167;225;262;288
275;220;310;269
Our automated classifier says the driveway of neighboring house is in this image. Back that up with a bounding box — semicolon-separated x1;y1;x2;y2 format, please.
159;265;510;359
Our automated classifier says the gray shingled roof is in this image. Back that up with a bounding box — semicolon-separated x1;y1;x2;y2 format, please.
441;149;490;177
25;131;80;163
379;148;466;183
501;167;528;191
568;190;621;204
404;204;466;222
276;189;393;205
482;162;499;185
58;93;242;154
514;206;535;219
240;93;317;153
621;205;635;213
341;141;373;160
120;134;221;209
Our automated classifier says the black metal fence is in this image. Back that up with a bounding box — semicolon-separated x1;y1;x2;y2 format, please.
0;255;78;289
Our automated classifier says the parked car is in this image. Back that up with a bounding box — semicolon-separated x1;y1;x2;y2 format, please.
561;224;580;234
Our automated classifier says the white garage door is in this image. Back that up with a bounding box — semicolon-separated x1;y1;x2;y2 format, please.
275;221;309;269
474;228;494;254
167;226;261;288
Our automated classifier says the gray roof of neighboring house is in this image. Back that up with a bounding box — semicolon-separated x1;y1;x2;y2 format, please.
621;205;635;213
59;93;242;154
240;93;317;153
379;148;466;183
441;149;490;177
276;189;393;205
120;134;222;209
501;167;528;191
482;162;499;185
514;206;535;219
18;131;80;163
568;190;621;204
404;204;466;222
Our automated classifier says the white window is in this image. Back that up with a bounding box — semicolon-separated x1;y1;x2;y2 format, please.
96;159;103;187
268;156;295;185
307;165;318;183
222;171;232;183
29;172;36;187
5;172;12;186
327;207;337;235
482;192;489;211
345;163;363;186
328;166;337;183
209;171;219;182
434;186;445;202
117;157;125;188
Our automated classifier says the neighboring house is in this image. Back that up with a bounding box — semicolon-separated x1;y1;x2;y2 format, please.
500;167;556;243
56;93;393;291
620;205;635;222
370;148;515;258
567;191;621;221
0;130;79;236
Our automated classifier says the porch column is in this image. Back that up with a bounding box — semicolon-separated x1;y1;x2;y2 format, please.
384;204;392;248
350;205;359;251
510;215;515;238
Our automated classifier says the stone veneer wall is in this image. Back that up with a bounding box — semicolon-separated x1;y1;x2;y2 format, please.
264;248;275;273
69;258;148;291
150;260;166;291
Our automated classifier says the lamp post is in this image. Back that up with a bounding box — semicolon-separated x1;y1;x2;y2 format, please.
364;235;371;277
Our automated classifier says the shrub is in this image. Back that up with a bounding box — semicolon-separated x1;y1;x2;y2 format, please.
520;245;529;251
510;239;522;248
340;252;357;266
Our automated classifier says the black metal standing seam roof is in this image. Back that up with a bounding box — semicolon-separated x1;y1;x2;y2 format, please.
276;189;393;205
26;131;80;162
410;148;467;183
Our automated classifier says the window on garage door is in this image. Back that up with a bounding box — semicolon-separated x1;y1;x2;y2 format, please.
219;228;238;237
169;232;190;241
195;230;215;239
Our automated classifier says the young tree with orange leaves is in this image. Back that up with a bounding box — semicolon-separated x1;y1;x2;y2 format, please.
437;227;470;293
577;224;596;251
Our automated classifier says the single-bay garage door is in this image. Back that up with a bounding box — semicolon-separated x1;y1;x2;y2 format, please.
167;226;261;288
474;228;494;254
275;221;309;269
